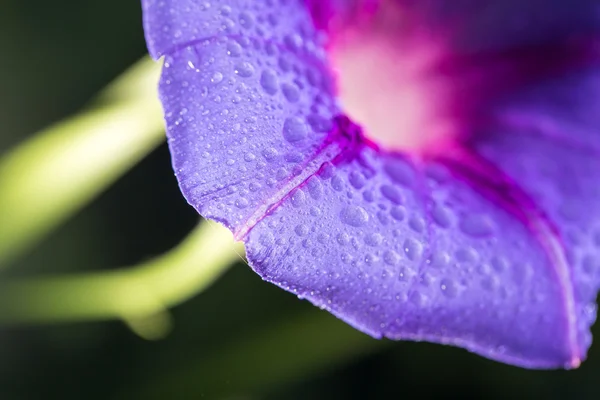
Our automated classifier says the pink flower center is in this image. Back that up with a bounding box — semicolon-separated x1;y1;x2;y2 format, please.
327;0;456;157
310;0;597;158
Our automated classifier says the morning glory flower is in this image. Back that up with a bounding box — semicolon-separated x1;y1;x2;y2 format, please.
142;0;600;368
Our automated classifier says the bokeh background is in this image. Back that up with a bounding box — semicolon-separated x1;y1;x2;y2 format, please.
1;1;600;398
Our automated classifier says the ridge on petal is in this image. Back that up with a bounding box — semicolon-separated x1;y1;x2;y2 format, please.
440;146;583;368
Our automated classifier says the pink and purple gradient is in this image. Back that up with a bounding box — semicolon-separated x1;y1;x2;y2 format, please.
142;0;600;368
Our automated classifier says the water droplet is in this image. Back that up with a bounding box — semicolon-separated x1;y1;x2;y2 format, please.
249;182;262;192
239;11;254;29
380;185;403;204
377;210;389;225
281;83;300;102
260;69;278;95
294;224;309;236
306;176;324;199
341;252;353;264
429;251;450;268
307;114;333;133
384;250;400;266
390;206;405;221
259;232;275;246
440;278;459;298
262;147;278;161
227;40;242;57
290;189;307;207
409;217;425;233
365;233;383;246
235;62;254;77
455;247;478;263
384;159;414;186
481;276;498;291
220;5;232;16
336;233;350;245
460;214;494;237
210;71;224;84
282;117;308;142
331;176;344;191
348;171;366;189
235;198;249;209
365;253;378;265
403;238;423;261
310;206;321;217
340;206;369;227
284;33;303;50
244;152;256;162
432;205;452;228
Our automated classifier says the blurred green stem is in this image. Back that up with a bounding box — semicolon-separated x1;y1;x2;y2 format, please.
0;56;243;335
0;57;164;267
0;221;243;338
124;311;388;399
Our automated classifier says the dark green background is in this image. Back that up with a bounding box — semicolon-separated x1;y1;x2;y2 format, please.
1;1;599;398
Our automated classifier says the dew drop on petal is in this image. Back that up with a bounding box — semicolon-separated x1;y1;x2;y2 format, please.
460;214;494;237
282;117;308;142
440;278;459;298
260;69;278;95
227;40;242;57
235;198;249;209
281;82;300;102
383;250;400;266
294;224;309;236
211;71;224;84
365;233;383;246
340;206;369;227
403;238;423;261
380;185;403;204
235;62;255;77
390;206;405;221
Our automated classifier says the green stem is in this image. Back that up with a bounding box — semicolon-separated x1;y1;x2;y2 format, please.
0;221;243;338
0;57;165;267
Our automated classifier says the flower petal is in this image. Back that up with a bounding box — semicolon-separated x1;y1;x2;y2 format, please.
155;5;347;234
244;145;579;368
143;0;324;59
473;66;600;363
144;0;600;368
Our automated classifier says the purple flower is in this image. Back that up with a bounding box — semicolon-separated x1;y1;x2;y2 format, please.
142;0;600;368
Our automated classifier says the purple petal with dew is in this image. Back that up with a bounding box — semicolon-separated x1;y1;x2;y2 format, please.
472;66;600;363
153;1;342;234
245;140;578;368
143;0;600;368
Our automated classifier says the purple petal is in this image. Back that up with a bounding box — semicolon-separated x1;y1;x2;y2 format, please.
473;66;600;363
153;2;344;234
143;0;326;58
245;144;580;368
143;0;600;368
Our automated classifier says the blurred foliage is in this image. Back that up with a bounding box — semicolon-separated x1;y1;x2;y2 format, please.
0;1;600;399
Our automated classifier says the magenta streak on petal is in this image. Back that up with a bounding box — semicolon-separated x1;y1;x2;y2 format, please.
233;141;341;240
233;116;366;241
438;144;582;367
